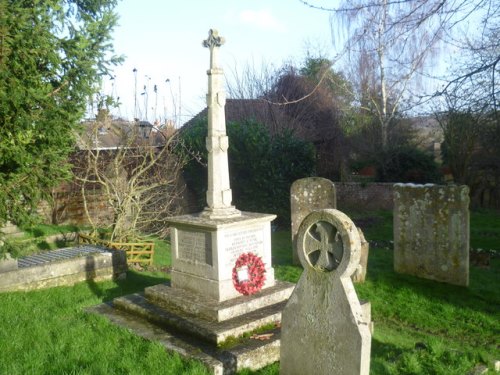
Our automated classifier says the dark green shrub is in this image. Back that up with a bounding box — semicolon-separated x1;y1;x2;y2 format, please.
376;146;442;183
179;118;316;226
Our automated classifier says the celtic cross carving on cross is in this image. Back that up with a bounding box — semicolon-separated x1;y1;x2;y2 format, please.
303;221;344;272
203;29;225;70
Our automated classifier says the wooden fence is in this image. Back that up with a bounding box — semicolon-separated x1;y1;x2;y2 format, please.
78;233;154;265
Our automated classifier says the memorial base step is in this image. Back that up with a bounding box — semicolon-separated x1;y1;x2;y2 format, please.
87;287;290;374
113;292;287;345
145;280;295;322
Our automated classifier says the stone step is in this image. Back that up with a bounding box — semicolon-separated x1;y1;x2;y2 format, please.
113;292;286;345
87;302;281;375
145;280;295;322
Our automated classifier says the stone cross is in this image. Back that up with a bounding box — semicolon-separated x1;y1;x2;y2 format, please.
304;221;343;271
201;29;240;219
203;29;224;70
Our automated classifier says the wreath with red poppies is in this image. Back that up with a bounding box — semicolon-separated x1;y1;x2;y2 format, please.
232;252;266;296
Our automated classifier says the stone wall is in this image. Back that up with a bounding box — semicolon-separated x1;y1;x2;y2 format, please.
393;184;469;286
0;221;23;237
335;183;394;211
335;181;497;211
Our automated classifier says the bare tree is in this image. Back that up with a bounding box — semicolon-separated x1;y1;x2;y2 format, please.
225;59;280;100
74;114;187;242
327;0;449;148
437;16;499;117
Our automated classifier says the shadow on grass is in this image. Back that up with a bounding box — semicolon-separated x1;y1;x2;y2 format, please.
370;337;405;374
356;247;499;356
364;247;499;313
84;262;169;303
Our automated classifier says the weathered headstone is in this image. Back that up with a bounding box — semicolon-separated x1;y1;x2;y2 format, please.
280;209;372;375
290;177;336;265
393;183;470;286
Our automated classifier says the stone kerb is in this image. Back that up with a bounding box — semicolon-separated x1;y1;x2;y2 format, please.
280;209;372;375
0;247;127;293
0;253;18;273
393;183;470;286
290;177;336;265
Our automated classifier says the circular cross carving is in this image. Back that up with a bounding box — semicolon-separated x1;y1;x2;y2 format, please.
297;209;361;277
303;221;343;272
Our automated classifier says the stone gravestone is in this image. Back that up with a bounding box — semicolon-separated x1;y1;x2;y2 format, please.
393;183;470;286
280;209;372;375
290;177;336;265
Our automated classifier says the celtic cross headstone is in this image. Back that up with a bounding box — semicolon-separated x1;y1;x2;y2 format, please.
290;177;336;265
280;209;372;375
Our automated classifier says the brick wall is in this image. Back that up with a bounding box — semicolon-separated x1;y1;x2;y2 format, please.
334;183;395;211
38;183;114;226
39;176;193;227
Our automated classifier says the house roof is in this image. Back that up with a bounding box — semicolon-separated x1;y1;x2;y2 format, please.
77;118;169;150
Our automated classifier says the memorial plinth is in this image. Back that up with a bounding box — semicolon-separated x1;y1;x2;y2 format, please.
168;211;276;302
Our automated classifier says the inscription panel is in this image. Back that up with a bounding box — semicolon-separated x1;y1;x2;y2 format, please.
224;227;264;268
177;230;212;265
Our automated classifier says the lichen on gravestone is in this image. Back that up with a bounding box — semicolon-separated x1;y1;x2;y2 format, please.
393;183;470;286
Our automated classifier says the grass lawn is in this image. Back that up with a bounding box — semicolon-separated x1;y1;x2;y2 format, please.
0;209;498;374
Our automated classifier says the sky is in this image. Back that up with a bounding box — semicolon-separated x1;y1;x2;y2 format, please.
104;0;335;126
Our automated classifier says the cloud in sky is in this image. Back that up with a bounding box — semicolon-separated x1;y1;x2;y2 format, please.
237;9;287;33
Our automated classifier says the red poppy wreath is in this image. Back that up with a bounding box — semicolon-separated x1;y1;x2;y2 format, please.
232;252;266;296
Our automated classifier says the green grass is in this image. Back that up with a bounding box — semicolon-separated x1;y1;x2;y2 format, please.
0;272;208;374
0;209;498;374
356;248;499;374
349;209;395;242
19;223;82;239
470;209;500;251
